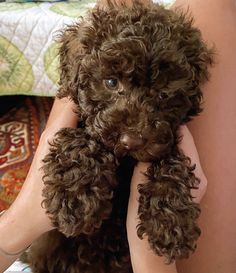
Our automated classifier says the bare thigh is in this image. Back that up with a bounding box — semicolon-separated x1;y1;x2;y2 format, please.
171;0;236;272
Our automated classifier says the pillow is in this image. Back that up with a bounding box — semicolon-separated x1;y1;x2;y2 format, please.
0;96;53;211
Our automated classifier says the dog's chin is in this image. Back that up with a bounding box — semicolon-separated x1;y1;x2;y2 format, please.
114;143;171;162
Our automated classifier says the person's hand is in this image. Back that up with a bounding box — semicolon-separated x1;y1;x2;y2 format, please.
126;125;207;273
0;98;78;268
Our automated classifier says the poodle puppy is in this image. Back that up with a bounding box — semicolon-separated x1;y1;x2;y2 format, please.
26;2;213;272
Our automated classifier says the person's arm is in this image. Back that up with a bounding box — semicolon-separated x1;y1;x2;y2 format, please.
173;1;236;272
0;98;78;272
126;126;207;273
127;165;179;273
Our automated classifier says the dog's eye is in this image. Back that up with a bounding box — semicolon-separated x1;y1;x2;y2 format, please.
159;91;169;100
104;79;118;89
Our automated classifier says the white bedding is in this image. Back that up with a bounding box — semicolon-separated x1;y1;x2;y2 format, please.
0;0;95;97
4;259;31;272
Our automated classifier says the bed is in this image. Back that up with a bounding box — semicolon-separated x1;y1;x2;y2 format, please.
0;0;96;97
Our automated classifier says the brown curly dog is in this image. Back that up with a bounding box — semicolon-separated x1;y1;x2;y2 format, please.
25;2;213;272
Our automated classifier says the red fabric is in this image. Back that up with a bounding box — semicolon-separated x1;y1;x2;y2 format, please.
0;97;53;211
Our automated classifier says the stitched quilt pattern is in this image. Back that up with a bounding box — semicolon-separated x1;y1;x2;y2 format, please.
0;0;96;96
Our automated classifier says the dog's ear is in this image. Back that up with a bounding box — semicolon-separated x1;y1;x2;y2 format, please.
175;10;215;117
179;16;214;85
56;20;95;102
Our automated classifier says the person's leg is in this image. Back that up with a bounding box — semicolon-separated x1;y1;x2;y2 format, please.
171;0;236;272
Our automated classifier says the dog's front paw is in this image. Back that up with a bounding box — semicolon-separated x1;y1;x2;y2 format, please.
42;128;118;236
137;154;201;263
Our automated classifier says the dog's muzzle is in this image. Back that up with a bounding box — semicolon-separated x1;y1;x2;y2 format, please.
119;133;145;151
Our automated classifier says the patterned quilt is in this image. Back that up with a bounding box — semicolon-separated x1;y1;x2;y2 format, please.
0;0;96;97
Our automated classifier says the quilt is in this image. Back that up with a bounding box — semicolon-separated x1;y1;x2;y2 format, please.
0;0;96;97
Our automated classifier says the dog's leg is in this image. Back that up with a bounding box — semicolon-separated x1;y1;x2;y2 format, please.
137;151;201;263
42;128;118;237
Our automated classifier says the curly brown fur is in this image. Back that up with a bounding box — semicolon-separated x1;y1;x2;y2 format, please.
42;127;118;236
137;150;201;263
26;2;214;272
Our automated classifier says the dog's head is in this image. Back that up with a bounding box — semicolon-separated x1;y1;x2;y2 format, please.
57;3;213;161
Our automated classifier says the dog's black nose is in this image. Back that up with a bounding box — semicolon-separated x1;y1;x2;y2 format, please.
120;133;144;150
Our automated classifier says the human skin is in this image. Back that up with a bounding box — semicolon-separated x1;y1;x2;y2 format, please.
171;0;236;272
